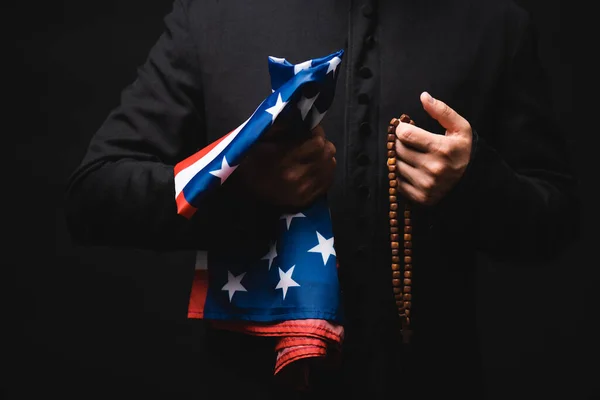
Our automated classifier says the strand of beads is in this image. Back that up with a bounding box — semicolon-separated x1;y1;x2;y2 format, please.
388;114;414;344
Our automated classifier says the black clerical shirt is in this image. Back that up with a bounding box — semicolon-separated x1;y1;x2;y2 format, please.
65;1;578;398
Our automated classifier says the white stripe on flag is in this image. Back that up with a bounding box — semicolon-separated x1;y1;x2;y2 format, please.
174;119;249;197
195;251;208;270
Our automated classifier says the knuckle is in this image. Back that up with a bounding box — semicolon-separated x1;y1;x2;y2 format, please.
435;141;451;158
283;168;300;183
428;161;446;177
416;191;428;204
440;103;452;117
325;140;336;157
396;125;412;142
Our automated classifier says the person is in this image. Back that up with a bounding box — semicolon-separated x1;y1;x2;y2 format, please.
64;0;579;398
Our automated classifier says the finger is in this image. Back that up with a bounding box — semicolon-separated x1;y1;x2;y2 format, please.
395;177;423;205
395;140;423;168
395;122;442;153
420;91;468;134
292;135;331;163
395;159;422;189
311;124;325;138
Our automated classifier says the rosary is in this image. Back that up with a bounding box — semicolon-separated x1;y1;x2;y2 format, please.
387;115;414;344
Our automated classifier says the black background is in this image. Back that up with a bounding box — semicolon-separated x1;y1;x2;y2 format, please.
8;0;598;399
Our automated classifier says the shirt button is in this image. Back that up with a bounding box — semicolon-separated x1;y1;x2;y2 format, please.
359;66;372;79
362;4;373;17
358;93;370;104
364;35;376;48
357;153;370;166
359;122;372;136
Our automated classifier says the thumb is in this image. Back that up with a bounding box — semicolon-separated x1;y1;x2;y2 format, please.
420;91;468;134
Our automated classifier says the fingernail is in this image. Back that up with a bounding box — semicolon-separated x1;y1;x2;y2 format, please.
423;91;434;104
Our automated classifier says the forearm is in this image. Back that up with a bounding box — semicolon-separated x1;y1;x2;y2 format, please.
65;159;280;251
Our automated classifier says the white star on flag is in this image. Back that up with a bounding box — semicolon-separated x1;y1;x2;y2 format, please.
297;93;320;120
308;231;336;265
209;156;238;185
265;93;288;122
294;60;312;75
327;56;342;76
280;212;306;230
276;265;300;300
221;271;247;302
261;241;278;270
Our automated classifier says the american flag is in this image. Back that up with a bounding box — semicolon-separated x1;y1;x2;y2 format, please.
173;50;345;375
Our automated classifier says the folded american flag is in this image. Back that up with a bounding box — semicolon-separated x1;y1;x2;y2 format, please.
173;50;345;376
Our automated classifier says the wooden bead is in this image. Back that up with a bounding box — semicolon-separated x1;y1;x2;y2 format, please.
389;116;416;338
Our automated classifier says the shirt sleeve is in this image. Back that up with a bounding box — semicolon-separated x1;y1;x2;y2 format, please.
64;0;279;251
435;10;580;262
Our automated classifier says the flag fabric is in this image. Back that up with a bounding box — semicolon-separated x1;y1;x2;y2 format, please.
173;50;345;375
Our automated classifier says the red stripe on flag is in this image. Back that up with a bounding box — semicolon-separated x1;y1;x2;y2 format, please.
176;191;198;219
174;131;233;175
187;269;209;318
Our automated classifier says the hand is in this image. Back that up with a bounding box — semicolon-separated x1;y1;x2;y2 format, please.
236;122;337;209
395;92;473;206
